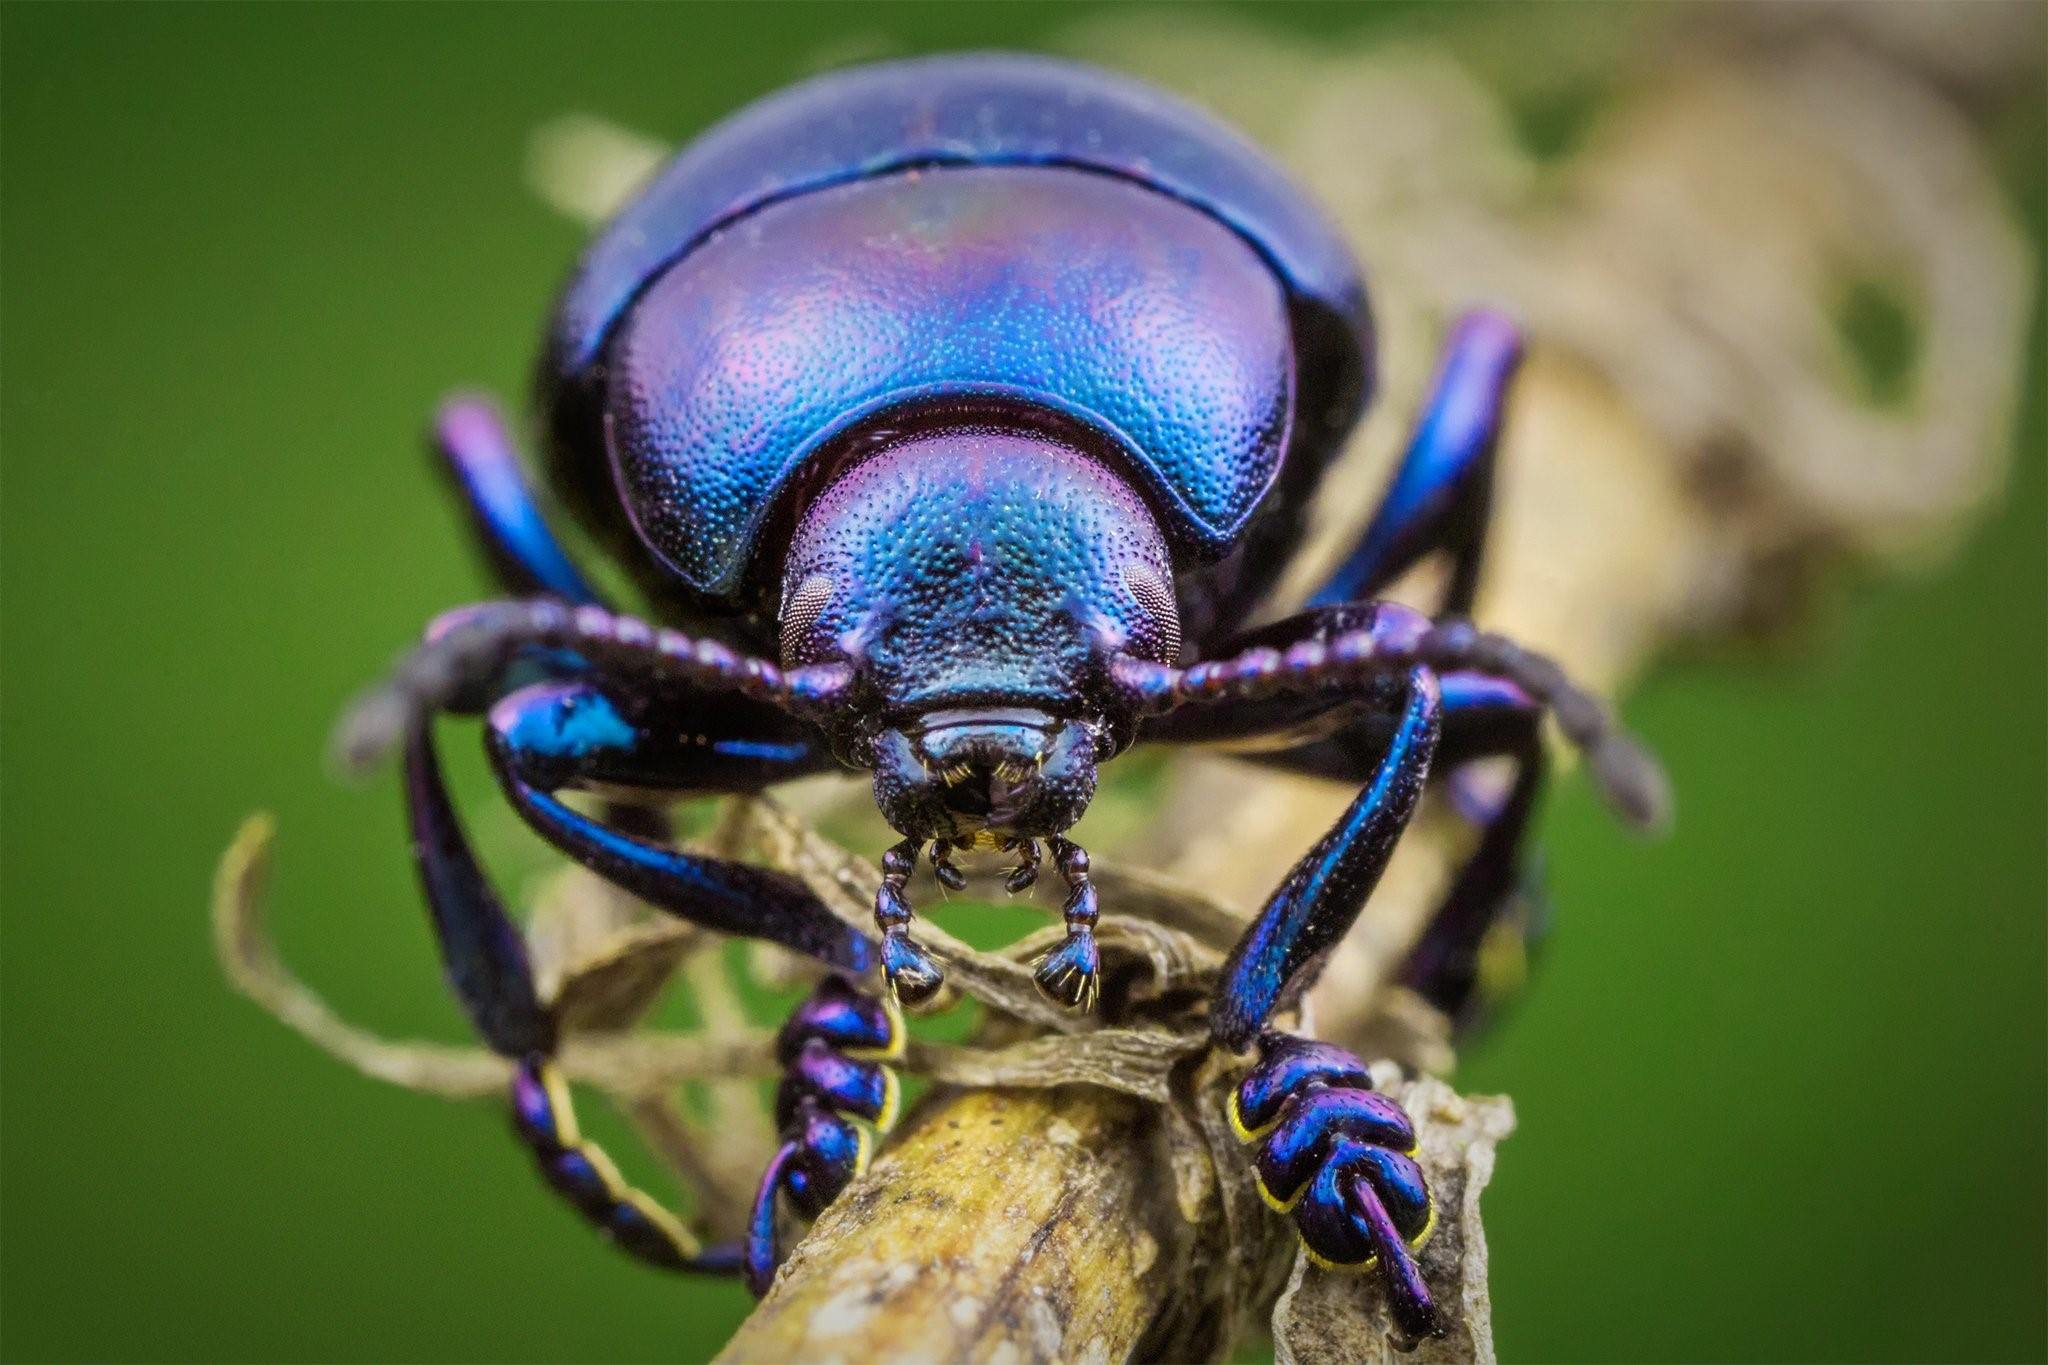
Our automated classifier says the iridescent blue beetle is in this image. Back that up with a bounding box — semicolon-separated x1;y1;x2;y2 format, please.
341;53;1666;1339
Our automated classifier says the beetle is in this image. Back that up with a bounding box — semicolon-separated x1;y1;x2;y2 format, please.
339;53;1665;1339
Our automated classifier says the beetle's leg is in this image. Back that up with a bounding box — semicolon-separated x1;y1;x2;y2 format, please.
1398;685;1549;1031
432;394;607;606
334;599;851;775
1209;667;1443;1048
483;680;872;972
404;721;740;1274
1228;1034;1443;1344
1144;597;1566;1029
1031;836;1101;1010
1118;600;1666;1034
1116;607;1660;1341
1308;311;1521;617
1130;601;1665;1037
1123;647;1451;1338
746;975;904;1295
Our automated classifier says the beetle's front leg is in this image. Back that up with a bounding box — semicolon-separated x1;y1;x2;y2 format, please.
1123;600;1664;1030
746;976;904;1294
1115;603;1666;1340
1208;666;1443;1048
411;686;901;1283
1229;1034;1441;1343
1197;667;1445;1337
484;681;871;970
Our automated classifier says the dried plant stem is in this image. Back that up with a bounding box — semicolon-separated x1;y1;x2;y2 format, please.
718;1087;1174;1365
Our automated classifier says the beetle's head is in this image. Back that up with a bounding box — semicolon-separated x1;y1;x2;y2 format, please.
778;419;1180;845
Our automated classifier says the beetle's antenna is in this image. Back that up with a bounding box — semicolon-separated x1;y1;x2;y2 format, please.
1111;613;1670;833
332;599;851;774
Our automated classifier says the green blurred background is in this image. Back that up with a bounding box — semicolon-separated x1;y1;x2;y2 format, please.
2;5;2041;1362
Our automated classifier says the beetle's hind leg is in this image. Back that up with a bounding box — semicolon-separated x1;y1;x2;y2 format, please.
431;394;607;606
1307;311;1520;617
404;721;735;1275
1398;680;1550;1031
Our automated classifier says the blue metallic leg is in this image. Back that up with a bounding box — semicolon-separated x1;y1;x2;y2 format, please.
1308;311;1522;617
432;394;606;606
746;977;905;1294
1210;666;1442;1051
404;722;737;1274
482;681;871;972
412;397;612;727
1399;682;1548;1032
1228;1034;1442;1342
1116;604;1665;1345
1143;602;1567;1038
411;703;897;1288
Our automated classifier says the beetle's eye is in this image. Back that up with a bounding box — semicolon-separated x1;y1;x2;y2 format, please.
779;572;836;664
1123;563;1181;663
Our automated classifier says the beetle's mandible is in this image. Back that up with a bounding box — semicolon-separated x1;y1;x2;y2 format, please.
338;53;1667;1340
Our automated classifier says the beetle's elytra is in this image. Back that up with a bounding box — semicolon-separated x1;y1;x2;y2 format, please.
340;52;1665;1339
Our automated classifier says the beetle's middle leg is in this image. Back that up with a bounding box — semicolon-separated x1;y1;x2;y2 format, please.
404;720;740;1276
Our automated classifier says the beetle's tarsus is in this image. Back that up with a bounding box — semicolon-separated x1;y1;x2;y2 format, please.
745;976;905;1294
1346;1173;1447;1344
1231;1034;1441;1343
